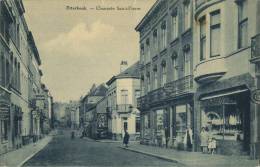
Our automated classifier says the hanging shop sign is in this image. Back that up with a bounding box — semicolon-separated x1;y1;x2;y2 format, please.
251;89;260;104
0;103;10;119
97;113;107;128
0;87;11;104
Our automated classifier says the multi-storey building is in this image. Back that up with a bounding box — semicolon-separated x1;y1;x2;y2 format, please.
92;97;108;139
0;0;50;154
106;61;141;140
79;84;107;136
136;0;194;150
193;0;260;158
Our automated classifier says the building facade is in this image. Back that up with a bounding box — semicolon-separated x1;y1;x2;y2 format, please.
136;0;194;150
0;0;51;154
92;97;108;139
136;0;260;159
193;0;260;158
106;62;141;140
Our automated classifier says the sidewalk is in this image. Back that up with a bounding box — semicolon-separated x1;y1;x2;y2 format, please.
119;143;259;167
0;136;52;167
95;139;139;143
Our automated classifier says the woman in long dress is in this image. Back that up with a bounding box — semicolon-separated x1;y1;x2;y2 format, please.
200;127;208;153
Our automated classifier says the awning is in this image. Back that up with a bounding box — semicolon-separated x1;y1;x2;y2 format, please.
200;88;248;101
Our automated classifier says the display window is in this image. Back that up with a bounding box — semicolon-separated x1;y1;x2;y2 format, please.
176;105;187;137
201;97;244;141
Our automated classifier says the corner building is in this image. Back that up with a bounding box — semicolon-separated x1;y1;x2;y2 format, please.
136;0;194;151
193;0;260;158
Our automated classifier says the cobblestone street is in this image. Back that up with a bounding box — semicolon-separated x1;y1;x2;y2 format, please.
23;131;182;167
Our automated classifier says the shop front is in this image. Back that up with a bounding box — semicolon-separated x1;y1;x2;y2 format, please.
0;88;11;154
172;104;193;151
199;88;250;155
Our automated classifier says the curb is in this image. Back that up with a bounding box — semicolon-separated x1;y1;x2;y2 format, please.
118;146;185;165
17;136;53;167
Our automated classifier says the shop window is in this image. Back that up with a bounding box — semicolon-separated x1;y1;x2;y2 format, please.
237;0;248;49
200;16;206;61
201;97;244;141
210;10;221;57
156;110;164;132
176;105;187;139
1;120;8;141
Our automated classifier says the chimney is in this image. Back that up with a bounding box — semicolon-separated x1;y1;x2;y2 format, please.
120;60;128;73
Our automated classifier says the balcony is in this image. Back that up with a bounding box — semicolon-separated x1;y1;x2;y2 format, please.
194;58;227;84
251;34;260;63
164;75;193;97
137;76;194;110
116;104;133;114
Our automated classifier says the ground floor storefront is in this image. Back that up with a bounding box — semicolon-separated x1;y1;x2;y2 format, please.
140;95;194;151
194;74;260;159
108;112;140;141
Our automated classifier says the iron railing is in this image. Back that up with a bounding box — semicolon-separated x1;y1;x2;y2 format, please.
137;75;194;109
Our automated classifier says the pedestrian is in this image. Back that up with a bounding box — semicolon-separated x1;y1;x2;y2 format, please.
200;127;208;153
71;131;75;140
123;130;130;147
184;126;193;151
208;137;216;155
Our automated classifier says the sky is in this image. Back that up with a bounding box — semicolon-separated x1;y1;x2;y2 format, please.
23;0;156;102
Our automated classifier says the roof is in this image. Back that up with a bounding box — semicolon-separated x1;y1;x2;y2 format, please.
135;0;161;31
106;61;140;86
89;84;108;96
28;32;41;65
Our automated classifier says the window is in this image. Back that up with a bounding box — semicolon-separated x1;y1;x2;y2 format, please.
1;120;8;141
136;117;140;133
153;66;158;89
6;59;10;87
183;1;191;31
0;54;5;86
161;61;167;85
146;73;151;92
134;90;140;105
172;54;178;80
146;38;150;63
140;44;144;64
171;9;178;40
161;21;167;50
18;63;20;91
153;29;158;53
184;48;191;76
200;16;206;61
238;0;248;48
141;75;145;96
0;4;12;42
210;10;221;57
121;90;129;104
